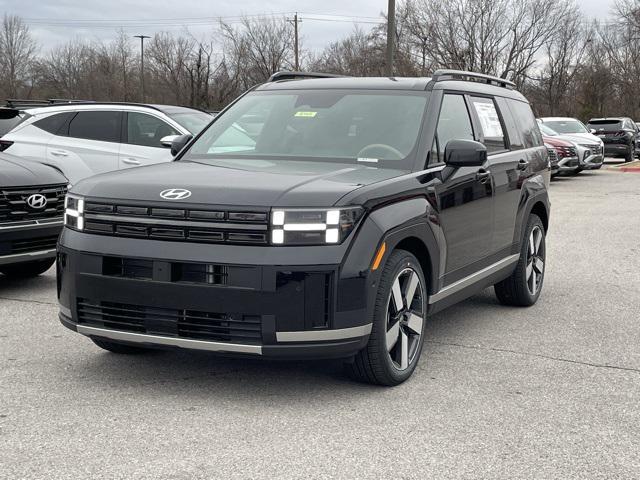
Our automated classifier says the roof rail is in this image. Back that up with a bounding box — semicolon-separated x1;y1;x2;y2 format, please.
268;71;347;82
430;70;516;89
5;98;96;109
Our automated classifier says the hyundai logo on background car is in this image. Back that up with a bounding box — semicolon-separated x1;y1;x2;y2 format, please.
26;193;47;209
159;188;192;200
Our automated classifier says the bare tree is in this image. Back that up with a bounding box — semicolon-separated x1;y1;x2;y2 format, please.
0;14;37;98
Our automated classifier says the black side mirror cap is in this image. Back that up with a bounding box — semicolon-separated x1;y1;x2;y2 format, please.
444;139;487;167
170;134;193;156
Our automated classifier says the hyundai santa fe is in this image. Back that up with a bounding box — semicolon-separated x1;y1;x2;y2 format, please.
57;70;550;385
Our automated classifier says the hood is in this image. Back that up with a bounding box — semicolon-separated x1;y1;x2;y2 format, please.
0;153;68;187
543;135;572;148
558;133;602;145
71;158;407;207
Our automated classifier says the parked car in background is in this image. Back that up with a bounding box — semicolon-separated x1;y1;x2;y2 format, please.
1;103;212;184
58;70;550;386
538;120;604;170
587;117;638;162
545;143;560;177
540;129;580;175
0;152;67;278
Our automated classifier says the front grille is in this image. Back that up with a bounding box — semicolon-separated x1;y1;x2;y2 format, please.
555;146;577;158
102;256;230;285
580;144;603;155
83;201;269;245
11;235;58;254
547;148;558;165
77;298;262;344
0;184;67;223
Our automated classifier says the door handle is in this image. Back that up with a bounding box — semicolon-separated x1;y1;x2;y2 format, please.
122;158;141;165
476;169;491;183
50;149;69;157
517;159;529;170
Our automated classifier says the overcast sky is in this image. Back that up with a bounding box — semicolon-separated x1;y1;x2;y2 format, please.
1;0;618;54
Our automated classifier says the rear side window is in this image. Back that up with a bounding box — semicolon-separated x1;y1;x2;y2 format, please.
469;96;506;153
588;120;622;132
126;112;179;148
33;112;74;135
508;100;543;148
67;111;121;142
432;94;475;163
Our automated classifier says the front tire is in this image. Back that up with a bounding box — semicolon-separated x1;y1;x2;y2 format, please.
346;250;427;386
0;258;55;278
494;214;546;306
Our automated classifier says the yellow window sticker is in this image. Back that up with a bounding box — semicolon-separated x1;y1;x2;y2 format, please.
294;111;317;118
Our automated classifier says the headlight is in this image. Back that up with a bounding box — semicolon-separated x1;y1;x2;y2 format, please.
271;207;364;245
64;194;84;231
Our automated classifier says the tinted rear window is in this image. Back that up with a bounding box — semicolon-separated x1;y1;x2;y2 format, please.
0;115;26;136
67;111;121;142
33;112;75;135
507;100;543;148
588;120;622;132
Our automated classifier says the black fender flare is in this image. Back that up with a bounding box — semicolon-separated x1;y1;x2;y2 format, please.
512;181;550;251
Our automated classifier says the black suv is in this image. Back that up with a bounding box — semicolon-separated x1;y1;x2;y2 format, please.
57;70;550;385
588;117;639;162
1;153;67;277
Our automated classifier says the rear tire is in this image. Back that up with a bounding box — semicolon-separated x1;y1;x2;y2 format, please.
345;249;427;386
92;338;150;354
0;258;55;278
494;214;546;307
625;144;634;162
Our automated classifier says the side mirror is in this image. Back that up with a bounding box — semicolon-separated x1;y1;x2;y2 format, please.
444;139;487;167
590;129;596;134
160;135;181;148
170;134;193;156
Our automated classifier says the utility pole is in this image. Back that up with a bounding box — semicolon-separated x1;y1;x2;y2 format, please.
134;35;150;102
386;0;396;77
287;13;301;71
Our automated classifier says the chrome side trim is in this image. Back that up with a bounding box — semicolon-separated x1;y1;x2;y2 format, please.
429;254;519;304
0;218;63;231
77;325;263;355
0;248;57;266
276;324;372;343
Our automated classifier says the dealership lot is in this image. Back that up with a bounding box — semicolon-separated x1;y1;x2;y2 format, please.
1;163;639;479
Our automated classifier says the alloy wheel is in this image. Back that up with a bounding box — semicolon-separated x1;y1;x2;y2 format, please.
385;267;425;371
526;226;545;295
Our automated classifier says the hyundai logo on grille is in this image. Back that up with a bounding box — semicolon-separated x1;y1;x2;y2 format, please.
26;193;48;210
160;188;192;200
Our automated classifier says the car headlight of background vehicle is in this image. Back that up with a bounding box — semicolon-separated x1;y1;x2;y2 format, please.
64;194;84;231
271;207;364;245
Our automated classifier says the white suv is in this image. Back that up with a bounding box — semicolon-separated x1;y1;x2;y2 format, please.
0;103;212;184
538;117;605;170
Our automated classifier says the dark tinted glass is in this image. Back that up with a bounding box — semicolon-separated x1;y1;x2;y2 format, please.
432;94;475;163
33;112;74;135
588;120;622;132
469;96;507;153
127;112;179;147
508;100;543;148
67;111;121;142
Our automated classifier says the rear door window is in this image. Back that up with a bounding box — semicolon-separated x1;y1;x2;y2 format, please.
67;111;122;143
431;94;475;164
469;96;507;153
507;100;543;148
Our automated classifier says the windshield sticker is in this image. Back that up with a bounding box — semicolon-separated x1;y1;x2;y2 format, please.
472;101;504;138
357;157;379;163
294;111;318;118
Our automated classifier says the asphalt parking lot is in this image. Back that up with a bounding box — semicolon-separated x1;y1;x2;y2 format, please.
1;161;639;479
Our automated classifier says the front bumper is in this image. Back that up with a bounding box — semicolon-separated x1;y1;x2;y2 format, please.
583;153;604;169
57;229;373;360
557;156;581;173
0;219;62;266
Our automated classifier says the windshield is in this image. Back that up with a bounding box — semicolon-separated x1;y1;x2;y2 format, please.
543;120;588;134
168;111;212;134
538;123;558;136
184;90;428;169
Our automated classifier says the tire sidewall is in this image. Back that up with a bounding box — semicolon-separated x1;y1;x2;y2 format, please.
371;251;427;384
519;216;546;304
